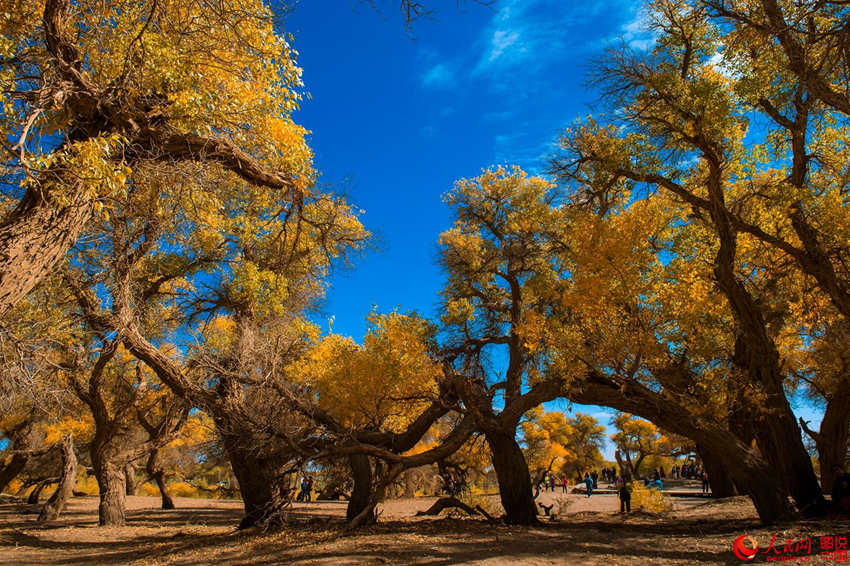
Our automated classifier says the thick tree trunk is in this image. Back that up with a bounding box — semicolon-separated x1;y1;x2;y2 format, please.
146;450;174;509
485;429;538;525
725;449;790;522
633;453;647;479
749;381;825;514
698;443;736;498
346;453;374;522
800;387;850;495
225;440;289;529
38;436;78;522
90;430;128;527
95;461;127;526
702;147;825;516
0;188;92;316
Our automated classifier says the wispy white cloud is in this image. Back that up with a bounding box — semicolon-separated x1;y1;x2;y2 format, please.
417;1;655;182
472;0;644;78
422;63;455;88
617;8;657;51
484;29;523;65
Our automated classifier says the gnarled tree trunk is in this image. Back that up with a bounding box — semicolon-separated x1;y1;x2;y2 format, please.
38;435;78;522
800;385;850;495
0;189;92;316
748;376;825;514
94;460;127;526
698;443;736;498
485;429;538;525
224;439;290;529
346;453;373;522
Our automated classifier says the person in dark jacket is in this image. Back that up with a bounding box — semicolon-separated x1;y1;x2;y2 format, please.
618;480;631;513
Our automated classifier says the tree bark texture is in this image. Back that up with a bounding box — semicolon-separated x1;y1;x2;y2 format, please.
38;435;78;522
485;429;539;525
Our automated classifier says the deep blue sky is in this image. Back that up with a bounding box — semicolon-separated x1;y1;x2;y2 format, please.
282;0;653;342
280;0;822;459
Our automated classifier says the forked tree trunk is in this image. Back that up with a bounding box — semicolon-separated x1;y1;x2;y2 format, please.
698;443;736;498
146;450;174;509
38;436;78;522
346;453;373;522
485;429;538;525
0;188;92;316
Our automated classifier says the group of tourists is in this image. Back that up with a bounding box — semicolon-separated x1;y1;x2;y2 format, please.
537;460;719;504
671;463;702;480
642;469;664;490
538;472;570;493
600;467;618;484
296;476;314;502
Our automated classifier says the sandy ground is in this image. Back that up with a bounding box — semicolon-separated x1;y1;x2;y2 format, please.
0;486;844;565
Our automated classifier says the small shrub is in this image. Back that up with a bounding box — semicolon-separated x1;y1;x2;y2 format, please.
170;481;202;498
76;475;99;495
631;482;672;513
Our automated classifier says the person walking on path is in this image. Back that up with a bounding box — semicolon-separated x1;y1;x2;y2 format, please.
584;473;593;497
701;471;710;494
561;473;568;493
